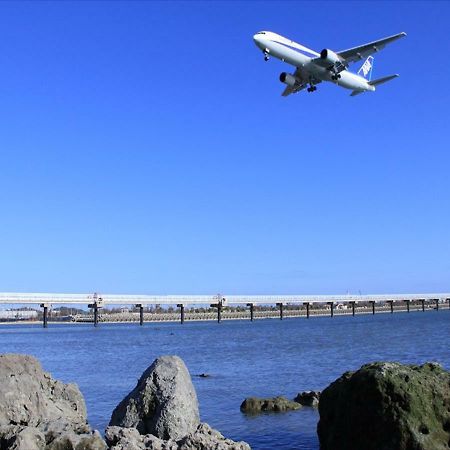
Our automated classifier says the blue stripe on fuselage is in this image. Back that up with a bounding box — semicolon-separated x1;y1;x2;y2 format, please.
273;41;317;58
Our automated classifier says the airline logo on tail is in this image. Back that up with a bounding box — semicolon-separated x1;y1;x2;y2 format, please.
358;56;374;80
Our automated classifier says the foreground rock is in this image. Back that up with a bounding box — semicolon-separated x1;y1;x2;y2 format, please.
317;361;450;450
110;355;200;440
106;423;250;450
240;396;301;414
293;391;320;407
108;355;250;450
0;353;106;449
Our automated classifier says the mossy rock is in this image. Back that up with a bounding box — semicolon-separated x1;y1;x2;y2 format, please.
317;361;450;450
240;396;301;414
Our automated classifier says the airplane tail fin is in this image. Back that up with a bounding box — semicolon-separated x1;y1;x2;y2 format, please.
357;56;374;81
368;74;399;86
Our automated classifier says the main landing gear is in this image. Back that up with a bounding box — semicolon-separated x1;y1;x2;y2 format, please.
331;73;341;81
307;85;317;93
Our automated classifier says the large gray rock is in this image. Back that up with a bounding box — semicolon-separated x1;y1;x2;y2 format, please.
0;354;106;450
108;355;251;449
317;361;450;450
109;356;200;440
0;354;87;429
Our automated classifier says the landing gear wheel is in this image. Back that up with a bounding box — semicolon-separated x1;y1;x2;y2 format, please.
264;55;269;61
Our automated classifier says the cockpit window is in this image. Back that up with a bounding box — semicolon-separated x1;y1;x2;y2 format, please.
256;32;266;35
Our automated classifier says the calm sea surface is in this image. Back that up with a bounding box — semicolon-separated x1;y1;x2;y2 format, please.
0;310;449;449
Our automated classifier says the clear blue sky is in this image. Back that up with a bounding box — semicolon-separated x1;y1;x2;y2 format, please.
0;1;449;295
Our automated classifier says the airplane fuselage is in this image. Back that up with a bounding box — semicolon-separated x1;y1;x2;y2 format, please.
253;31;375;93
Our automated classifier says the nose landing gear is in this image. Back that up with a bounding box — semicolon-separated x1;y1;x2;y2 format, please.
263;49;270;61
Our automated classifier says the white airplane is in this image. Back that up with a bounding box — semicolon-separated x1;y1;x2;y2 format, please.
253;31;406;96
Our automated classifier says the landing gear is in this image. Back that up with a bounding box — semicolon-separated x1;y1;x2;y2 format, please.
263;49;270;61
307;85;317;93
331;73;341;81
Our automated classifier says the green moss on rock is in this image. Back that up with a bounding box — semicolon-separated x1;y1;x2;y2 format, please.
317;362;450;450
240;396;301;414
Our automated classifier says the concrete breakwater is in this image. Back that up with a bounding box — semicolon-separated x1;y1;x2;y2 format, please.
71;301;440;323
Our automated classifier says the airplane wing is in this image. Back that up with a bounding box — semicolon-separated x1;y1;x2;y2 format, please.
337;32;406;63
282;83;307;97
281;68;321;97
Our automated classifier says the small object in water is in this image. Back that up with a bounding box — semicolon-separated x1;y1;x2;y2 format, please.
240;396;301;414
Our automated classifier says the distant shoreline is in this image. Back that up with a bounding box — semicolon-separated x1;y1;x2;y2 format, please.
0;304;442;326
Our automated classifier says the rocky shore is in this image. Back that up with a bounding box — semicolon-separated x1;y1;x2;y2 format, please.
0;354;105;450
1;353;449;450
0;354;249;450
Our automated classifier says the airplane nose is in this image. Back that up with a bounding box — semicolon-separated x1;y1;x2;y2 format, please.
253;34;262;48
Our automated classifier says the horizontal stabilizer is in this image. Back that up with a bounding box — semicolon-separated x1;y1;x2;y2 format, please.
368;74;399;86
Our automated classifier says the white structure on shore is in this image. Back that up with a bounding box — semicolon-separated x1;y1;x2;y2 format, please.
0;309;38;320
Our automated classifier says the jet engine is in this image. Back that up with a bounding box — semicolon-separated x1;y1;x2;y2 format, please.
320;49;344;65
279;72;297;87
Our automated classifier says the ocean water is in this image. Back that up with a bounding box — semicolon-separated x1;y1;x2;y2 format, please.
0;310;449;449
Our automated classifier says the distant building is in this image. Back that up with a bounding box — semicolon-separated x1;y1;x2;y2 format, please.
0;310;38;320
